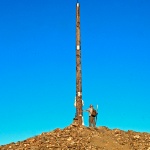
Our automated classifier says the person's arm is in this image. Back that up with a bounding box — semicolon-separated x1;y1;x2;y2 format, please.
83;108;89;112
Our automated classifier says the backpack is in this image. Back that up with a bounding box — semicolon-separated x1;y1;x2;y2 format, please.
91;109;97;117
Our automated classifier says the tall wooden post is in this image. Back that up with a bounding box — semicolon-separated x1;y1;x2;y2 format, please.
75;2;82;125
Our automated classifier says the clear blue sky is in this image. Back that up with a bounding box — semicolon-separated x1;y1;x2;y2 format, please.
0;0;150;145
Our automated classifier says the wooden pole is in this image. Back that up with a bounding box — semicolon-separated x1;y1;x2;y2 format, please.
76;2;82;125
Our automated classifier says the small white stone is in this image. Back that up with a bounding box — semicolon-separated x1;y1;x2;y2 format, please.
133;135;140;139
67;137;72;141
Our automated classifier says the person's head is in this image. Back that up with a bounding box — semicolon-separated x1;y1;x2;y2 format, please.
90;104;93;108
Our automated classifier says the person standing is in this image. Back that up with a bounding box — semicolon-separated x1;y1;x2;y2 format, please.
85;104;96;127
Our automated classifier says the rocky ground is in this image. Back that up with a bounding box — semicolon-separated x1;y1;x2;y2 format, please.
0;124;150;150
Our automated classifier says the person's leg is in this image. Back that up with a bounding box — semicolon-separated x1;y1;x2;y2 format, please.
89;116;92;127
90;116;96;127
90;116;94;127
93;117;96;127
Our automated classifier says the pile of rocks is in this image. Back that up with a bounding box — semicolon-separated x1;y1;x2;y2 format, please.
0;125;150;150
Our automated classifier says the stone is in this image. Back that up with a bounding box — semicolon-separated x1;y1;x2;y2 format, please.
0;124;150;150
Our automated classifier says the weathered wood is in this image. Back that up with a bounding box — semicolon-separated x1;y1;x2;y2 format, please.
76;2;83;125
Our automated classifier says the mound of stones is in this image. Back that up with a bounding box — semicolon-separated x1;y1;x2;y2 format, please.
0;125;150;150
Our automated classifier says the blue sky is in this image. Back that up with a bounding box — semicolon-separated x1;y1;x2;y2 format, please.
0;0;150;145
